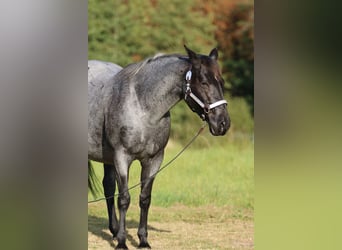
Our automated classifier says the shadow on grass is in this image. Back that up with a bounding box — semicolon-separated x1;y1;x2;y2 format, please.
88;215;171;248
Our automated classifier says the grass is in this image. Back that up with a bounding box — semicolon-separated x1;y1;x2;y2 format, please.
88;131;254;211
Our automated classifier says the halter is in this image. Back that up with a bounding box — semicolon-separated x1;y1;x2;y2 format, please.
184;70;227;120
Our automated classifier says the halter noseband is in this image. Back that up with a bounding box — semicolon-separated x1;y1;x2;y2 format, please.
184;70;228;120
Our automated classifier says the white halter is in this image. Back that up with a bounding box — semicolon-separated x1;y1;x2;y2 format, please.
184;70;227;116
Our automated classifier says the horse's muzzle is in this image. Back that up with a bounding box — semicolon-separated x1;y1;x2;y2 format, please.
208;112;230;136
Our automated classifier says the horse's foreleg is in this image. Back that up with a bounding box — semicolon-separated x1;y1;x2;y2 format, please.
103;164;119;238
138;151;164;249
113;152;132;250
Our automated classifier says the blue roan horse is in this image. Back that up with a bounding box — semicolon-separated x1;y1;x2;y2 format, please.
88;46;230;249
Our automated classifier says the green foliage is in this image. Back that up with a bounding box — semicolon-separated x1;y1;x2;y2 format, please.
224;4;254;115
210;1;254;115
225;57;254;114
88;0;216;66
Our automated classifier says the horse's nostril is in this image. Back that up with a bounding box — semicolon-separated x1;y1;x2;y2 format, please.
218;118;230;134
220;121;226;129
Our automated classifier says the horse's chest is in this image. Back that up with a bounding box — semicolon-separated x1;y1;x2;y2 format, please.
119;122;170;157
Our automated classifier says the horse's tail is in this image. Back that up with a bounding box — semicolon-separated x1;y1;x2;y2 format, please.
88;161;99;197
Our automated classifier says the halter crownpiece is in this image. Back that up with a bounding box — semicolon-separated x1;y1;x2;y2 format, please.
184;70;227;119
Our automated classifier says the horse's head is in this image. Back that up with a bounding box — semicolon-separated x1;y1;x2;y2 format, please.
184;45;230;136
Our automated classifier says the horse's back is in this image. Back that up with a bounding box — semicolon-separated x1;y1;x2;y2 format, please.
88;60;122;163
88;60;122;84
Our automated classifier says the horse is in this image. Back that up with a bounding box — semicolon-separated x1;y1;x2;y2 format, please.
88;46;230;249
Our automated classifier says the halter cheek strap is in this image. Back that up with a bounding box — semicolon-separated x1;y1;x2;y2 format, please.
184;70;227;116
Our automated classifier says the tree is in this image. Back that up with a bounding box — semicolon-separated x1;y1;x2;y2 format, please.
222;4;254;115
198;0;254;115
88;0;216;66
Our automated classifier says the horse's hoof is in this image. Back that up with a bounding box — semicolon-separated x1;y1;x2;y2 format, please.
115;243;128;249
138;242;151;249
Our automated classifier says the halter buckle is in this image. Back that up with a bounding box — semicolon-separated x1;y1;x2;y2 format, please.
185;70;192;100
185;70;192;81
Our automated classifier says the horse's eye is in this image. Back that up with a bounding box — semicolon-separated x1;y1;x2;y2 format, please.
201;82;208;86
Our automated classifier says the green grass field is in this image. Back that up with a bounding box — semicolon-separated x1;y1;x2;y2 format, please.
88;133;253;210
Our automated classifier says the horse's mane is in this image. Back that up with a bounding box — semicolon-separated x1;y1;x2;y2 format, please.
121;53;188;77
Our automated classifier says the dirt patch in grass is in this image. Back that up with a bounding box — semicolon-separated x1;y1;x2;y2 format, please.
88;204;253;249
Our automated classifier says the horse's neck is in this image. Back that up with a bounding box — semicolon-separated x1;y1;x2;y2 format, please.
135;58;189;123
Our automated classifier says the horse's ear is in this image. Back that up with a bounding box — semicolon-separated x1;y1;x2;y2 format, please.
184;45;200;69
209;48;218;61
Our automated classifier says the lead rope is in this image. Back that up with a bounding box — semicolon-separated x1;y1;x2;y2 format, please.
88;123;206;204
